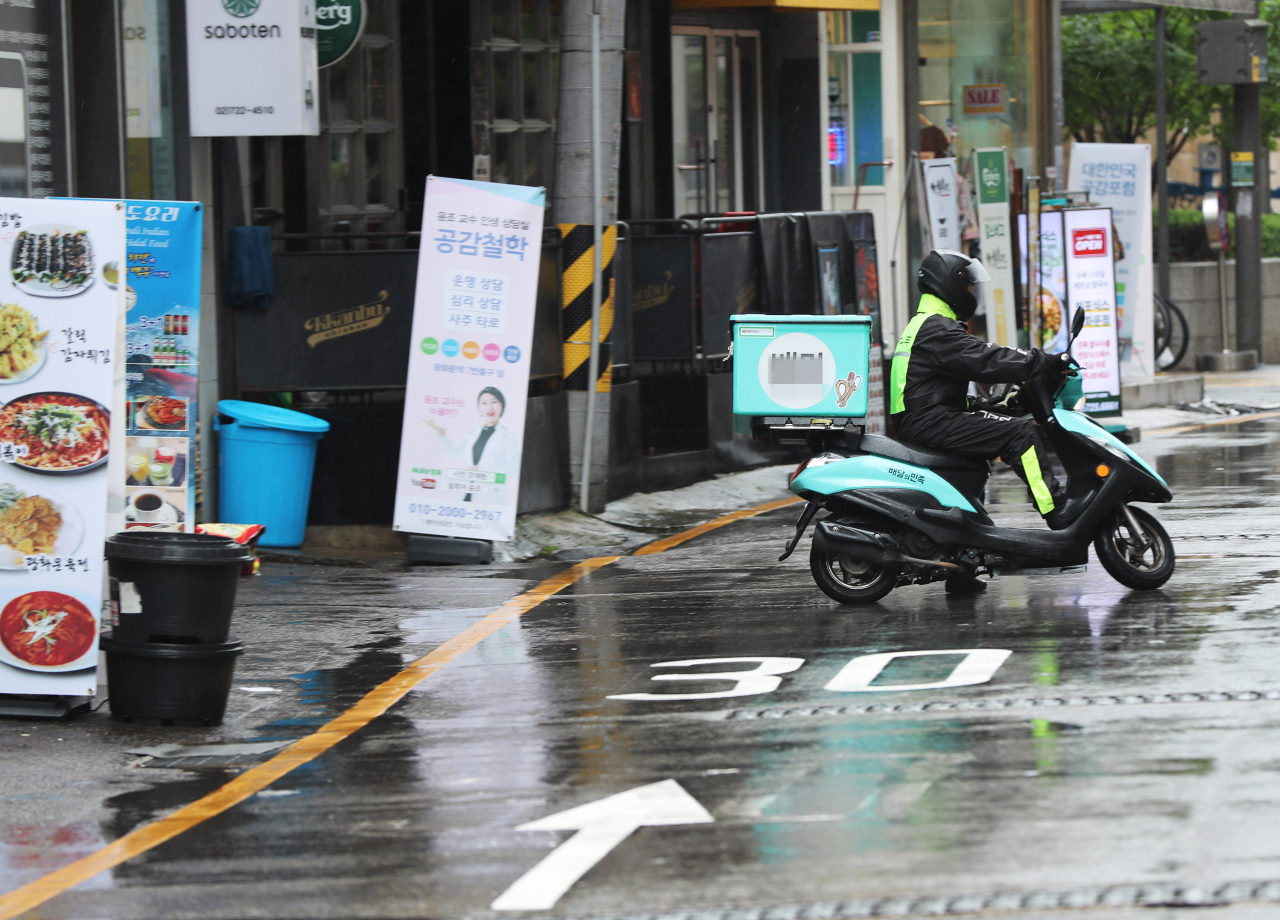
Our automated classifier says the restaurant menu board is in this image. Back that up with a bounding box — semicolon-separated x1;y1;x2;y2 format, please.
392;176;545;543
121;201;202;534
1063;208;1122;416
0;197;126;697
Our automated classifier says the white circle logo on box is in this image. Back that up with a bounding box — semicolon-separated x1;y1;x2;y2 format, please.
757;332;834;410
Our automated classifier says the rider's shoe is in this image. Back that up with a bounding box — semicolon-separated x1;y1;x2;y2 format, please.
945;573;987;595
1045;497;1086;531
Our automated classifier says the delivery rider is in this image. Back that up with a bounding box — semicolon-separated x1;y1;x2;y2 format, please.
889;250;1080;571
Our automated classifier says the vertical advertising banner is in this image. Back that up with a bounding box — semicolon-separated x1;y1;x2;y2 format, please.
186;0;320;137
972;148;1017;347
0;1;71;198
1018;211;1067;353
1067;143;1154;381
392;177;545;543
1064;208;1122;415
122;201;202;533
920;158;960;252
0;198;126;696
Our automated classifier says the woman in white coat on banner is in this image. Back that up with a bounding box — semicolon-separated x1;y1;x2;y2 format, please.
424;386;515;504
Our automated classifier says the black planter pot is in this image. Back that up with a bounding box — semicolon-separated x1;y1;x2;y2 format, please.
106;532;253;644
101;635;244;727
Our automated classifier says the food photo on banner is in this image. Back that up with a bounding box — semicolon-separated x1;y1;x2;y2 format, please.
0;198;127;697
393;176;546;543
119;201;202;533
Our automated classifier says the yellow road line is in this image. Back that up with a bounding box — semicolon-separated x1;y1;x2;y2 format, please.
0;494;801;920
633;496;803;555
1146;410;1280;436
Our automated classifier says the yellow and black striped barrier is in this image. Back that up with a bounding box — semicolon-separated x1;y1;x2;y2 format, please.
559;222;615;392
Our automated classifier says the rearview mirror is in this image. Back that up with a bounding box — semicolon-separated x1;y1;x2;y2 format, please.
1071;307;1086;339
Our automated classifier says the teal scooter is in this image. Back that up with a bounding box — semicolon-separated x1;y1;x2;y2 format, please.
782;308;1175;604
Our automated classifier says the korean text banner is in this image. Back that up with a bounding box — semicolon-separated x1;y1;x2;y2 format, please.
1064;208;1122;415
393;176;546;543
0;198;126;697
1067;143;1154;381
122;201;202;534
920;158;960;252
972;148;1017;347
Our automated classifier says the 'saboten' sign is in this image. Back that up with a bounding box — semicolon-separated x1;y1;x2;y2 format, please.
1064;208;1122;416
186;0;320;137
392;176;546;543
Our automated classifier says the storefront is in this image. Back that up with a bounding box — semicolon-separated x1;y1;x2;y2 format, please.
22;0;1058;536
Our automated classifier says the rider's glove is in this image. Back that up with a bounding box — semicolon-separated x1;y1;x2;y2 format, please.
1042;352;1076;377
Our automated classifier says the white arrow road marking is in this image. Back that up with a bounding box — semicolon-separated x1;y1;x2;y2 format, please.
491;779;714;911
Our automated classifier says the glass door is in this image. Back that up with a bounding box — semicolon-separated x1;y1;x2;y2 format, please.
671;28;762;217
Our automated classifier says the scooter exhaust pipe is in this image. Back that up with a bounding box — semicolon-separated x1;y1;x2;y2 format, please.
812;522;962;571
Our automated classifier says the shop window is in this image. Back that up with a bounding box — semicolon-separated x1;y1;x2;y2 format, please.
312;0;403;242
470;0;560;194
826;11;883;191
671;28;763;216
123;0;177;200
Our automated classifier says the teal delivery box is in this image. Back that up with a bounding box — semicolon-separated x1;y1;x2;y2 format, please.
731;314;873;421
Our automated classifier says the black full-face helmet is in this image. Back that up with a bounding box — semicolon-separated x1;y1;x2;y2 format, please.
917;249;990;321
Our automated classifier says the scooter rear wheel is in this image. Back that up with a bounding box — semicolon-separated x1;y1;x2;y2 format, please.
810;546;896;604
1094;505;1175;590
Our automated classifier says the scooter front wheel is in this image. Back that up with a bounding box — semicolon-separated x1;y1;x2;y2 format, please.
810;546;897;604
1094;505;1175;590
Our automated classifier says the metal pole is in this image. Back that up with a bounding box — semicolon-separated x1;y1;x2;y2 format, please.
581;0;603;514
1219;249;1231;354
1155;6;1170;302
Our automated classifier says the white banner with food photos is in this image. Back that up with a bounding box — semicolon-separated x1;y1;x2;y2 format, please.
392;176;545;543
0;198;126;696
1063;208;1122;416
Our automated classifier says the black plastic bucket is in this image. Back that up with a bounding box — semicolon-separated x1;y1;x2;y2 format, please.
106;532;254;644
101;635;244;727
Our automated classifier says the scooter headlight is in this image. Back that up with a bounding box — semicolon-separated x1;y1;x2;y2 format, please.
1088;435;1130;461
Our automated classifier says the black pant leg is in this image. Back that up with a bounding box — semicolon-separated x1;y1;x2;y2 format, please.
895;406;1064;514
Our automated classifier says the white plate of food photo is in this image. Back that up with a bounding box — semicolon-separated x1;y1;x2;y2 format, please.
0;482;82;570
0;304;47;386
11;225;94;298
0;587;98;672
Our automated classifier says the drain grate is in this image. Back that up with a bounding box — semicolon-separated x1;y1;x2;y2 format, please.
721;689;1280;721
557;879;1280;920
127;740;290;769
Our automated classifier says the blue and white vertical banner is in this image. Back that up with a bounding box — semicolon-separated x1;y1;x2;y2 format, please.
0;197;126;697
393;176;545;543
121;201;203;534
1067;143;1154;381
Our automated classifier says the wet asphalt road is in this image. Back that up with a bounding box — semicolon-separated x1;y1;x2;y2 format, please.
8;415;1280;919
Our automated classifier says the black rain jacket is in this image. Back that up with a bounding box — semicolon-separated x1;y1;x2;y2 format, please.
890;294;1058;416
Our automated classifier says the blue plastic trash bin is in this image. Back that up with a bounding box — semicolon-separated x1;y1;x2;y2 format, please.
216;400;330;548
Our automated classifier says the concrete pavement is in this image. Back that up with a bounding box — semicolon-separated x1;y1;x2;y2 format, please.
7;372;1280;918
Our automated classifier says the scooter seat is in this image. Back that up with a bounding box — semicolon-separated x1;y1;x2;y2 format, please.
860;434;992;473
